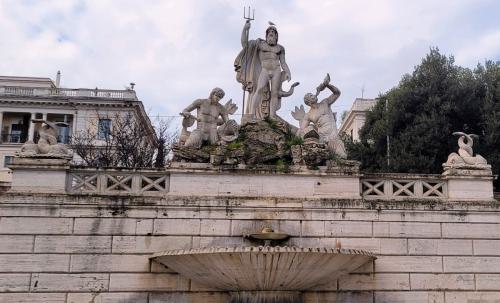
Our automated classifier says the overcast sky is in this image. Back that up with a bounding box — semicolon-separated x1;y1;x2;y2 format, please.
1;0;499;126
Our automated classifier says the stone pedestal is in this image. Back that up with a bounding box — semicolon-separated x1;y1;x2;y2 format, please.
442;165;494;201
168;162;362;199
9;157;70;193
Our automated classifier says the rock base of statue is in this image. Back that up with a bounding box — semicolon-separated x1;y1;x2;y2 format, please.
173;119;347;168
240;119;291;165
173;119;292;166
172;144;213;163
291;141;330;168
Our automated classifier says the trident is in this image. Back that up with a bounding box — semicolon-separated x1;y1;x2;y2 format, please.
244;6;255;21
241;6;255;118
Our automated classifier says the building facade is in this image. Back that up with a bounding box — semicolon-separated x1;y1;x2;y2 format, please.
0;75;154;181
339;98;377;141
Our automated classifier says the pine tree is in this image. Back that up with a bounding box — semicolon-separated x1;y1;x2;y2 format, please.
346;48;499;190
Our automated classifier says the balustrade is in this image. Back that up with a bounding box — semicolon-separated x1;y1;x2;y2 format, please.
361;174;447;199
67;169;169;195
67;168;449;200
0;86;136;100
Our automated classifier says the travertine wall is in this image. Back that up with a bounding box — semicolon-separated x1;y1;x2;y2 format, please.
1;192;500;303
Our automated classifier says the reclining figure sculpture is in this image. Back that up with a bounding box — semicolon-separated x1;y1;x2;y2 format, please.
19;119;73;158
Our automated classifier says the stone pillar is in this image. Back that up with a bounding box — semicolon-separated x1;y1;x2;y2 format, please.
27;112;36;141
442;133;495;202
443;166;494;201
0;111;4;142
72;112;77;137
9;157;70;194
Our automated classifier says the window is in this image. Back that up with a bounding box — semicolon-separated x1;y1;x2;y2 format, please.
10;124;23;143
4;156;13;168
97;119;112;139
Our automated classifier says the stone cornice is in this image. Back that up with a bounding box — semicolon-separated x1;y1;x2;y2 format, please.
0;97;139;108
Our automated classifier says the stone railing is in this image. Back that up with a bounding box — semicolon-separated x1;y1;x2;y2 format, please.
65;168;451;200
361;173;447;199
0;86;137;100
6;164;486;200
67;169;169;195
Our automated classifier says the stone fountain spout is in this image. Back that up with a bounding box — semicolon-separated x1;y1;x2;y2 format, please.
245;227;290;246
229;291;301;303
152;226;375;303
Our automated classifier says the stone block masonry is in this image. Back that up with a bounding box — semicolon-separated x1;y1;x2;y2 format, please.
1;193;500;302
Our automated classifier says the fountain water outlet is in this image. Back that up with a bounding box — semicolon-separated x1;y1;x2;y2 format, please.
151;228;375;303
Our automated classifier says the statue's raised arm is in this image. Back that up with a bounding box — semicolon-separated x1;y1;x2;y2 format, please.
316;73;340;105
324;83;341;105
241;20;251;48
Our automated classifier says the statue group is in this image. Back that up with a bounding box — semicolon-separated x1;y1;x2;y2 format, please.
175;18;347;166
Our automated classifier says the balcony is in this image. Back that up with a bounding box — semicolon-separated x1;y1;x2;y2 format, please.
0;133;71;145
0;86;137;100
1;133;27;144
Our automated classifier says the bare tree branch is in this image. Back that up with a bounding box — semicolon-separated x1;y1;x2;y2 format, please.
70;112;177;168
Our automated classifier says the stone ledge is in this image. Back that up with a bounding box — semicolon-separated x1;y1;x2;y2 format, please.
168;162;361;176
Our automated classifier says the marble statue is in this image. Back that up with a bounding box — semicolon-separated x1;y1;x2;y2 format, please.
180;87;238;148
19;119;73;158
292;74;346;158
235;20;296;121
444;132;488;167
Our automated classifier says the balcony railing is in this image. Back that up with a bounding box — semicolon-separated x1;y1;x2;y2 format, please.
1;133;27;144
0;133;71;144
0;86;137;100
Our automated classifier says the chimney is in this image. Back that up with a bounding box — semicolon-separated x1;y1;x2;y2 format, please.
56;71;61;88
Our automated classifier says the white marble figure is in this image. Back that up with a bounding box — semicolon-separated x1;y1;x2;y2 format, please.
235;20;294;121
19;119;73;157
180;87;238;148
444;132;488;167
292;74;346;158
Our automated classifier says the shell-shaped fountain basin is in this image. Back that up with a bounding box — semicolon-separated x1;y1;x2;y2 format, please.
151;246;375;291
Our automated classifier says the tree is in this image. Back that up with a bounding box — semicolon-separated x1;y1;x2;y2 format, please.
346;48;500;189
476;60;500;189
153;115;178;168
71;113;178;168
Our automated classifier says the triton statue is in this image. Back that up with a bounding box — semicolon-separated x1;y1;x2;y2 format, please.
292;74;346;158
180;87;238;148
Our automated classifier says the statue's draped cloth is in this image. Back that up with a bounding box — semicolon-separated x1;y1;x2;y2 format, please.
234;39;269;119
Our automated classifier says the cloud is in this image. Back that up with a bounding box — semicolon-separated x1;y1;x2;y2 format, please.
0;0;498;126
455;30;500;66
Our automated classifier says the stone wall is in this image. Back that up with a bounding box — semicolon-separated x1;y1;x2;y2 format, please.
1;190;500;303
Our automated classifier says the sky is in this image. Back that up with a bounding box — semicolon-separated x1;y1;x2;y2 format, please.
0;0;499;127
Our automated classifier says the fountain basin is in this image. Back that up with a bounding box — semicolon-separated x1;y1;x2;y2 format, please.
151;246;375;291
